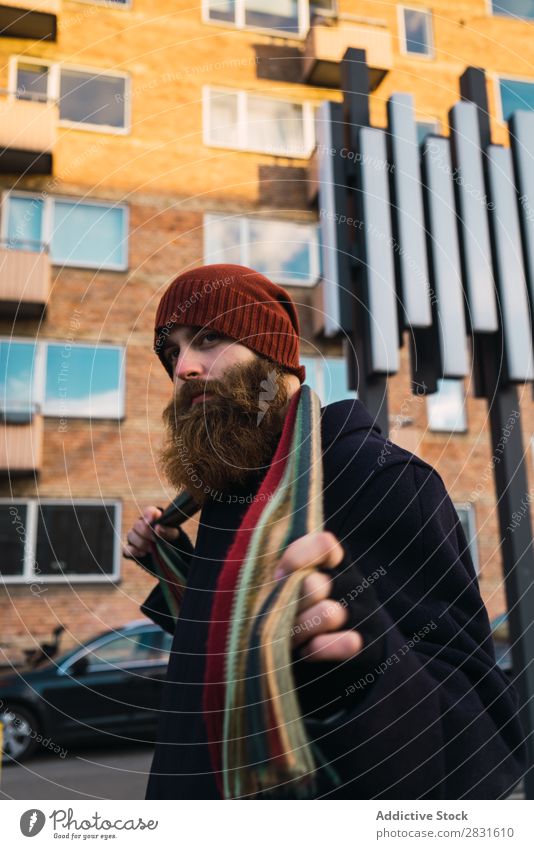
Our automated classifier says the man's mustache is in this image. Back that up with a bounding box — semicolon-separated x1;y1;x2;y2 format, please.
173;377;233;410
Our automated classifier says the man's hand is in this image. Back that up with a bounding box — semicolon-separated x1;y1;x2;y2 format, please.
275;531;364;663
123;505;180;560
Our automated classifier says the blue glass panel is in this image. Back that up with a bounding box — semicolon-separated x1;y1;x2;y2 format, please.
44;345;122;418
491;1;534;19
322;358;357;404
427;379;467;432
403;9;432;55
207;0;235;22
59;70;126;128
0;341;36;412
499;78;534;121
249;220;313;282
51;201;126;268
5;196;44;252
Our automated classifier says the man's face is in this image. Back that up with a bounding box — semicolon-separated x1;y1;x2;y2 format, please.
159;324;297;504
160;325;257;399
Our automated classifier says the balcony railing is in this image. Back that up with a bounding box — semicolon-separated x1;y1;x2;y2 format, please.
0;1;59;41
0;240;50;320
0;92;58;175
0;408;43;476
302;16;393;89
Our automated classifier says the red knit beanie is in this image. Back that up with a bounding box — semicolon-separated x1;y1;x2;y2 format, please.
154;263;306;383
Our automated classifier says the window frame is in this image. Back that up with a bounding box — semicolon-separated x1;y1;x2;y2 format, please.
454;502;480;575
203;212;321;287
73;0;132;9
201;0;316;39
494;71;534;123
8;56;131;135
398;5;435;59
203;85;316;158
1;190;129;271
0;336;126;420
486;0;534;21
0;498;122;584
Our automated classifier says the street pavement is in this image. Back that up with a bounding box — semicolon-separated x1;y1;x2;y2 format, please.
0;743;153;800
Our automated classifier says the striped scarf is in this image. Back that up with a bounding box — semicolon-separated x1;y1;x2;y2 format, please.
145;384;335;798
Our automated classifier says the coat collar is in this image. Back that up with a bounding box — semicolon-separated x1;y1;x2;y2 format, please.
319;399;382;448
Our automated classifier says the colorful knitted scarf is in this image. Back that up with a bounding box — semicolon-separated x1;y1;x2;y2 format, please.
145;384;334;798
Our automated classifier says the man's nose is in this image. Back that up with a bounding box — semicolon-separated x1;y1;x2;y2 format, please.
174;351;205;381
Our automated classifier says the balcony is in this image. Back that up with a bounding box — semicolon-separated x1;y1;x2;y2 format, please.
302;17;393;89
0;242;50;321
0;410;43;476
0;1;59;41
0;94;58;175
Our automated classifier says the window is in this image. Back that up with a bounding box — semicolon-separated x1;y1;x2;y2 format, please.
204;214;320;286
490;1;534;20
455;503;479;574
0;500;121;583
300;356;357;405
498;76;534;121
84;630;172;671
426;379;467;432
10;57;129;132
203;87;315;157
203;1;336;37
0;339;125;420
416;119;440;145
399;7;434;57
2;193;128;270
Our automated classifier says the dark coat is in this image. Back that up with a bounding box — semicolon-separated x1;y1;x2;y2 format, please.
141;399;526;799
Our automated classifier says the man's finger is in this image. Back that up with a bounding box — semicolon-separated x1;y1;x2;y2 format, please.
292;599;347;648
154;525;180;542
276;531;344;578
298;629;363;662
296;571;332;613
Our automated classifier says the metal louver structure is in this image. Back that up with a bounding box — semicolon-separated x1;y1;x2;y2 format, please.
314;48;534;798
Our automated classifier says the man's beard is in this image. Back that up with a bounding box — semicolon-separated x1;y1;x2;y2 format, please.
159;357;291;506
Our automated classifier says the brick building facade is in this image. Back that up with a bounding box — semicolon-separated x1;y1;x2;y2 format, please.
1;0;533;661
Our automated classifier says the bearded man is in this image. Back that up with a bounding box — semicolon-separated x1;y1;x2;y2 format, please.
124;263;526;800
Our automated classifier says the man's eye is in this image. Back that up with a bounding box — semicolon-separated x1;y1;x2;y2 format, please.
200;332;221;344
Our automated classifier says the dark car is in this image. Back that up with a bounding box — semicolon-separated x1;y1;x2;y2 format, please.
0;620;172;764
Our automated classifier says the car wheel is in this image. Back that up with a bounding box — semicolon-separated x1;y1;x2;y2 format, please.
1;704;40;764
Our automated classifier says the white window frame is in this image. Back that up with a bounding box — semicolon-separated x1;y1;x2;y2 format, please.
398;6;435;59
454;502;480;575
202;85;316;158
201;0;313;39
1;190;129;271
486;0;534;21
73;0;132;8
0;336;126;420
8;56;131;135
203;212;320;286
0;498;122;584
494;71;534;124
